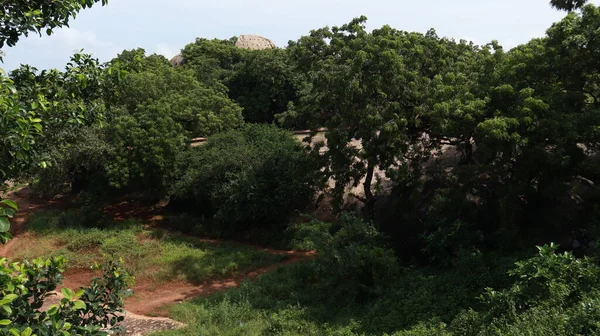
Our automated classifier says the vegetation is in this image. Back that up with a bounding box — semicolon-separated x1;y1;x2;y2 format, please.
3;0;600;334
12;210;285;285
1;1;134;334
170;124;323;238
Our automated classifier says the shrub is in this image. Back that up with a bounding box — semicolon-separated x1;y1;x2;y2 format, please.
106;104;186;196
33;126;113;197
170;124;323;237
286;219;333;250
314;213;400;303
0;257;133;335
452;243;600;335
481;243;600;316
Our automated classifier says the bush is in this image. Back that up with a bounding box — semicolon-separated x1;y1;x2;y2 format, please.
447;243;600;335
314;213;400;303
106;104;186;196
0;257;133;335
169;124;323;237
33;127;113;197
481;243;600;316
286;218;333;250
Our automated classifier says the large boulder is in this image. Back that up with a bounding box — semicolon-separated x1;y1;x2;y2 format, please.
170;53;185;66
234;34;276;50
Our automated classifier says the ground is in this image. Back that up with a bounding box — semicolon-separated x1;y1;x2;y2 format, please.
0;187;314;335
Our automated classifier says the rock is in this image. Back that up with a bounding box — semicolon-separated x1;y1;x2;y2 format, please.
119;312;185;336
234;34;276;50
170;53;185;66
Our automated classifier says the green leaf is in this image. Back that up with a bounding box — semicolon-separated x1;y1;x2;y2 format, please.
72;300;86;310
61;287;73;300
0;218;10;233
0;208;15;218
21;327;32;336
47;305;58;316
1;200;17;210
3;294;17;302
0;319;11;326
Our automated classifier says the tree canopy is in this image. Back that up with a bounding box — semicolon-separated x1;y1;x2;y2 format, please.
0;0;108;49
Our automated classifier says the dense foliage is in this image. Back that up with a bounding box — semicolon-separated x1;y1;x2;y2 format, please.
170;124;323;237
4;0;600;334
0;0;107;49
0;2;134;335
180;38;303;125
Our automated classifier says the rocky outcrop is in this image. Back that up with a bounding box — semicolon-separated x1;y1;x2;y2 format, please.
234;34;276;50
170;53;185;66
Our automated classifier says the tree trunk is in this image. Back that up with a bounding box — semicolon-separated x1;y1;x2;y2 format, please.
364;161;375;202
363;161;376;221
461;138;474;165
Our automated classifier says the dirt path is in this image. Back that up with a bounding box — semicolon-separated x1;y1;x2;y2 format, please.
57;249;314;317
1;187;315;334
0;188;57;257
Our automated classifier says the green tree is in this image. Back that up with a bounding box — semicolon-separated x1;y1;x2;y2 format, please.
227;48;302;124
111;50;243;137
0;70;43;185
106;103;186;195
427;40;504;164
180;37;244;86
288;17;432;210
170;124;324;237
0;2;132;335
0;0;108;49
550;0;588;11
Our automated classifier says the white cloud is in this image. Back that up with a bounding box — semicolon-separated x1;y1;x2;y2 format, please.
1;28;121;71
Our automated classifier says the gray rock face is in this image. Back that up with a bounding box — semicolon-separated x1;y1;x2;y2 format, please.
234;34;276;50
170;53;185;66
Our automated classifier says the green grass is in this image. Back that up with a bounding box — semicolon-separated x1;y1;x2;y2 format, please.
151;251;521;336
11;210;286;285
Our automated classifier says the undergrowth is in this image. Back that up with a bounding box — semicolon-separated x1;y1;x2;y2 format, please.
11;210;285;285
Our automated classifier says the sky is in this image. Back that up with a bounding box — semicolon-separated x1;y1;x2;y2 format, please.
1;0;598;71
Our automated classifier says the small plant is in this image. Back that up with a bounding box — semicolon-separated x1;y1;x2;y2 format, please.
0;199;16;243
0;257;133;335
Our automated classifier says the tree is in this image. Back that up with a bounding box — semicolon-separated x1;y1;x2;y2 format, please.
180;37;245;86
105;103;186;195
427;39;503;164
110;49;243;137
550;0;588;11
1;2;132;334
0;70;43;187
288;17;432;210
227;48;303;124
170;124;324;237
0;0;108;49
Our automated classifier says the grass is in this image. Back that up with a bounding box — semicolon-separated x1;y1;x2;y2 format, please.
11;209;286;285
151;251;522;336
